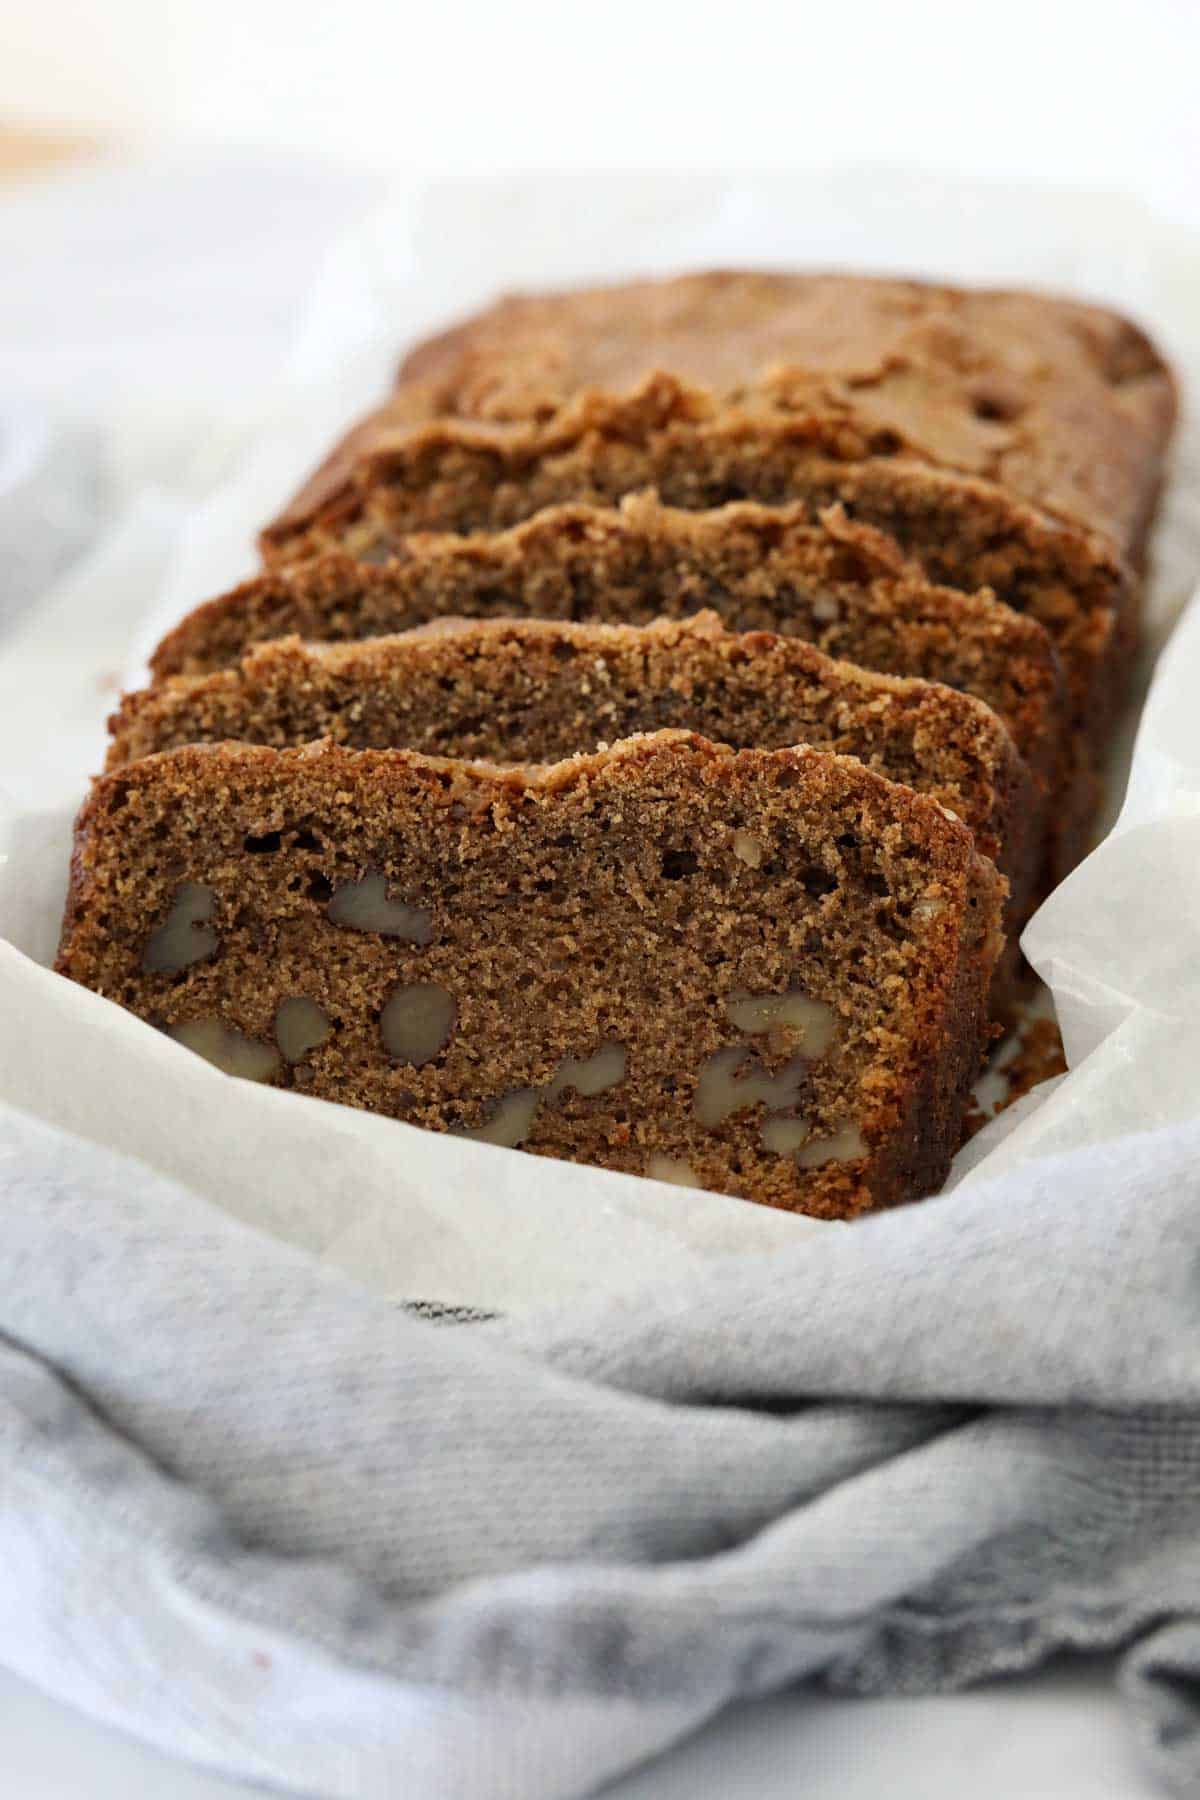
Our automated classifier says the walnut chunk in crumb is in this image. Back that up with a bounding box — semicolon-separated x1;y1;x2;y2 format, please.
143;883;219;974
912;897;947;926
380;982;457;1066
724;990;835;1057
166;1017;280;1083
694;1045;809;1128
760;1115;811;1154
795;1122;867;1168
545;1042;626;1098
455;1087;540;1148
327;870;433;943
646;1154;702;1188
275;996;331;1063
451;1041;626;1147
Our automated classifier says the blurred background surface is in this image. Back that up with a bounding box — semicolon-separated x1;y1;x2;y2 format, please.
1;0;1197;210
2;0;1196;629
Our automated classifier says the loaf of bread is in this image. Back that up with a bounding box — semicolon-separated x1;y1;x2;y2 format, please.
59;267;1177;1216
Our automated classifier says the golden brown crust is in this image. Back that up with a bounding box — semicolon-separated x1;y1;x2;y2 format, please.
390;269;1178;556
58;733;1004;1219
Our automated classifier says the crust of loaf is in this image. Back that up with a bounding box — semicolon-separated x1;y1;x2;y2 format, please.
391;269;1178;557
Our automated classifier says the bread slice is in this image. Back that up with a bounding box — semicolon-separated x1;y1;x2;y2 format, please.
258;386;1131;772
158;495;1061;774
113;612;1031;988
158;493;1072;878
391;270;1176;560
57;732;1004;1218
112;612;1024;864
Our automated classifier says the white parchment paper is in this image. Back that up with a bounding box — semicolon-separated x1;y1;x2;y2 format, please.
2;168;1198;1312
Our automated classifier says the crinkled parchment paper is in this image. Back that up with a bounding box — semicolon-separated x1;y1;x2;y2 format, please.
2;169;1197;1311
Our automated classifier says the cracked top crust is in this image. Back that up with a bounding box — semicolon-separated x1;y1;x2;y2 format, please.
390;269;1176;555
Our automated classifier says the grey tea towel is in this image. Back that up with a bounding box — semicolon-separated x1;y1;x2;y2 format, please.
5;1095;1200;1800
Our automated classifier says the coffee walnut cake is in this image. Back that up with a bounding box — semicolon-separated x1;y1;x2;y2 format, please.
57;734;1005;1219
59;267;1176;1217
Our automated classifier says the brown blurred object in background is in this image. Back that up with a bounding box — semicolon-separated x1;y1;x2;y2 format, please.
0;123;95;182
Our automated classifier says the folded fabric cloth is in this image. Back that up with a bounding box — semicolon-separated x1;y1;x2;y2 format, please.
4;1092;1200;1799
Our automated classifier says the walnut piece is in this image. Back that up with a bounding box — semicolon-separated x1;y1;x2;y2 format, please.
545;1041;626;1098
646;1155;701;1188
760;1114;811;1154
724;990;835;1056
274;996;331;1063
380;982;457;1066
143;882;219;973
732;830;763;868
795;1123;868;1168
327;870;432;943
457;1087;540;1148
166;1018;280;1082
694;1045;809;1128
453;1041;627;1150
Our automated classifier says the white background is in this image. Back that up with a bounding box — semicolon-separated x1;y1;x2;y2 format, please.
0;2;1196;1795
0;0;1196;215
